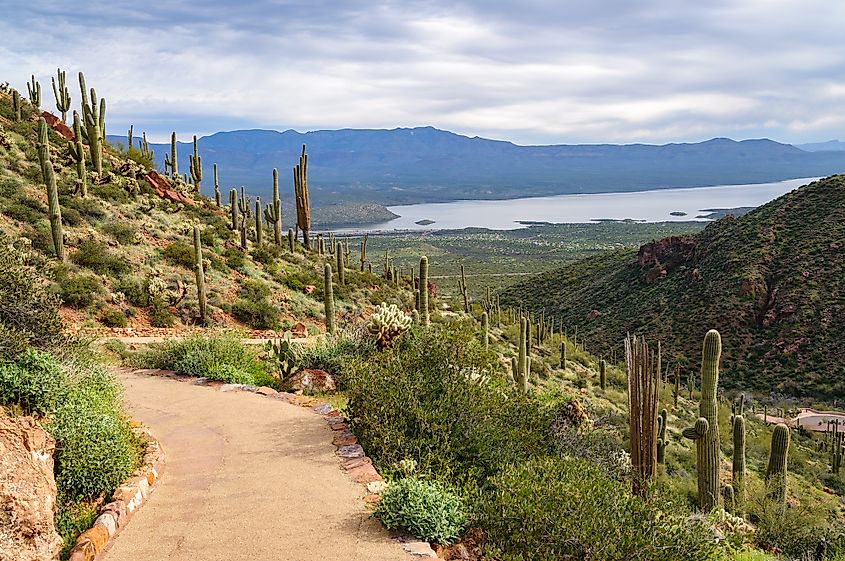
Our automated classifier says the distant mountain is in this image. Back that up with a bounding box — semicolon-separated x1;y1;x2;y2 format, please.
108;128;845;207
499;175;845;398
797;140;845;152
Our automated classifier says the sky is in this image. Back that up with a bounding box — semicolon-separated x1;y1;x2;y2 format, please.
2;0;844;145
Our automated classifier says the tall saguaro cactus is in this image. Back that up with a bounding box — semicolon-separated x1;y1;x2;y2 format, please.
733;415;746;512
481;311;489;349
419;256;430;325
766;423;790;511
518;316;528;391
360;233;368;271
68;111;87;197
165;132;178;179
682;329;722;511
78;72;105;175
254;198;263;246
51;68;71;122
625;334;660;496
293;144;311;246
336;249;345;285
36;118;64;260
229;188;238;230
324;263;335;335
213;164;221;206
657;408;668;464
599;358;607;390
189;135;202;192
27;75;41;109
12;90;21;121
264;169;282;245
193;226;207;324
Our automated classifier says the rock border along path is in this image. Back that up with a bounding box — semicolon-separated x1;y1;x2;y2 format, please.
101;368;437;560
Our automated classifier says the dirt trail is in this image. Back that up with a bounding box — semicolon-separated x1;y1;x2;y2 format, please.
103;370;407;561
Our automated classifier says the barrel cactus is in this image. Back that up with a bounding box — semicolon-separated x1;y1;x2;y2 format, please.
681;329;722;511
367;303;412;350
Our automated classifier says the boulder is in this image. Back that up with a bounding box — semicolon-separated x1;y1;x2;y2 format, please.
282;368;336;393
0;410;62;561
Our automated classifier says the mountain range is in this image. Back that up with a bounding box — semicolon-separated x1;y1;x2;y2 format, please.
108;127;845;208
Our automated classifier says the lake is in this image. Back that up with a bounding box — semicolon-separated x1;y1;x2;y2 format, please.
340;177;819;232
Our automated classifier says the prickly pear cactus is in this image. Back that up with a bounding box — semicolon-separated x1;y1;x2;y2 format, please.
367;303;412;350
265;331;300;380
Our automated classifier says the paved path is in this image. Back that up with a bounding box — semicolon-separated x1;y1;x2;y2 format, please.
103;370;406;561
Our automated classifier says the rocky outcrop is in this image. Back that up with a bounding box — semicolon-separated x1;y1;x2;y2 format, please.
637;236;697;284
0;410;62;561
143;170;196;207
41;111;74;142
282;369;336;393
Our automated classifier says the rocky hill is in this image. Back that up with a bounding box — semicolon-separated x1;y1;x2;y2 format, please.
500;176;845;398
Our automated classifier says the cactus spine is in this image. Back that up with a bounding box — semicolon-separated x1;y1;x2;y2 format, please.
324;263;335;335
193;226;207;324
293;144;311;246
51;68;71;122
732;415;746;512
419;256;429;325
599;358;607;390
68;111;87;197
213;164;221;206
36;118;64;260
254;197;263;246
481;311;489;349
681;330;722;511
78;72;105;174
263;169;282;245
27;75;41;109
657;408;668;464
766;423;790;510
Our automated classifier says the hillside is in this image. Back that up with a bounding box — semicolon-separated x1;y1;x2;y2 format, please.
0;85;402;338
108;128;845;208
500;176;845;398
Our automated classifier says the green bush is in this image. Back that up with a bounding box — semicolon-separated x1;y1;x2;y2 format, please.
58;274;103;309
71;237;130;276
162;241;195;268
295;334;374;387
102;222;137;245
0;348;67;416
375;478;466;544
99;307;128;328
131;334;267;384
345;321;555;489
113;276;150;307
149;297;176;327
476;456;722;561
230;280;280;329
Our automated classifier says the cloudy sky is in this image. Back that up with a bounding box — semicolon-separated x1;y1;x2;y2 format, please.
2;0;844;145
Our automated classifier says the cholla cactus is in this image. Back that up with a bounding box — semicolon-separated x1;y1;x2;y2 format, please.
367;303;412;349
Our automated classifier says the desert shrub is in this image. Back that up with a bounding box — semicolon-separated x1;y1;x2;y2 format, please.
476;456;722;561
61;207;84;226
251;244;284;265
113;276;150;307
231;280;280;329
295;333;374;387
99;307;128;328
58;274;103;309
223;247;245;271
89;181;129;203
102;222;137;245
55;501;99;559
71;237;130;275
162;241;194;268
0;235;64;357
1;197;46;224
149;297;176;327
62;196;106;220
751;499;834;559
0;348;67;416
345;321;555;489
375;478;467;544
131;334;267;384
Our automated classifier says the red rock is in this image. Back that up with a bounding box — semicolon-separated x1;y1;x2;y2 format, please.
304;285;316;294
282;369;336;393
292;321;308;338
347;463;383;484
77;525;109;552
41;111;75;141
342;456;372;470
256;386;278;396
333;434;358;446
330;422;349;431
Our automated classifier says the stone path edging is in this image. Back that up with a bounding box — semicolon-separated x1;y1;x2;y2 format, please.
68;424;165;561
120;367;440;559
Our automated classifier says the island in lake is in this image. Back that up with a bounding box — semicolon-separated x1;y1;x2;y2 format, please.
670;211;687;216
415;219;436;225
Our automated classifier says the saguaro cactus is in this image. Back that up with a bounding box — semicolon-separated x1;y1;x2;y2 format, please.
518;316;528;391
600;359;607;390
263;169;282;245
288;229;295;252
733;415;746;512
324;263;335;335
12;90;21;121
36;118;64;260
481;311;489;349
625;334;660;496
78;72;105;174
67;111;87;197
189;135;202;192
419;256;430;325
336;249;345;285
657;408;668;464
254;198;263;246
682;329;722;511
213;164;221;206
193;226;207;324
229;188;238;230
27;75;41;109
766;424;790;510
360;233;368;271
560;341;566;369
293;144;311;246
51;68;71;122
165;132;178;179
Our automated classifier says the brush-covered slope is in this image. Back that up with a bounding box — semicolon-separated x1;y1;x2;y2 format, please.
0;86;404;336
500;176;845;398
